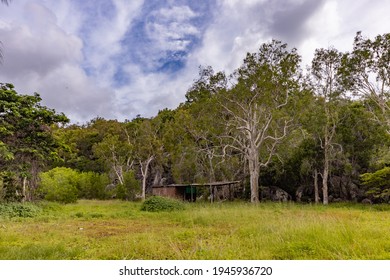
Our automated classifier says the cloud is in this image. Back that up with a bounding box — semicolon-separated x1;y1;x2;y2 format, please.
1;0;390;124
119;2;204;73
193;0;327;73
267;0;326;47
0;1;115;122
0;18;82;77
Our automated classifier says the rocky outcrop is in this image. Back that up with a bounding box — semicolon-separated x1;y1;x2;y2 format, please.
261;186;291;202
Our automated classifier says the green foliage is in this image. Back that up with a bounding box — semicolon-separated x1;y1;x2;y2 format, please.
0;171;23;202
38;167;114;203
337;101;388;172
77;171;110;200
140;196;186;212
0;83;69;201
0;203;42;218
185;65;226;104
339;32;390;133
2;33;390;205
115;171;140;200
361;167;390;203
38;167;79;203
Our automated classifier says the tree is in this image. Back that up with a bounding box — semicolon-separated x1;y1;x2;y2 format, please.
125;117;162;200
185;68;236;183
219;40;301;203
361;167;390;203
340;32;390;134
54;118;123;173
93;134;133;186
310;47;344;205
0;83;68;201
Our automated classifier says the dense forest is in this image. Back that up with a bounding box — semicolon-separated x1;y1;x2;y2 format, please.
1;32;389;205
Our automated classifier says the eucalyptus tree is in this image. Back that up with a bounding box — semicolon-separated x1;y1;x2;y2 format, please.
93;134;133;186
219;40;302;203
340;32;390;134
124;117;163;200
184;67;236;183
310;47;344;205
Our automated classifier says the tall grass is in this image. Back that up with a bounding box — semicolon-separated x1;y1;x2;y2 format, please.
0;200;389;259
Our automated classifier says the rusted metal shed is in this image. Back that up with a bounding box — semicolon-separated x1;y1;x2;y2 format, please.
152;181;241;202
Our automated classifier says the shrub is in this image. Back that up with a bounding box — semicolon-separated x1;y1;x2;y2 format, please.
38;167;79;204
38;167;114;203
140;196;186;212
0;203;42;218
77;172;110;200
361;167;390;203
115;171;140;200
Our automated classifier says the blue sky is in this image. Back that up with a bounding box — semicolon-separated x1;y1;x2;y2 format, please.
0;0;390;123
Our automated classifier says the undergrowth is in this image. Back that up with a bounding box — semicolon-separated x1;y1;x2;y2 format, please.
0;203;42;218
140;196;186;212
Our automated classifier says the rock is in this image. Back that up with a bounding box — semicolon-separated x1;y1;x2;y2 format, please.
105;183;116;191
295;186;304;202
261;186;291;202
361;198;372;204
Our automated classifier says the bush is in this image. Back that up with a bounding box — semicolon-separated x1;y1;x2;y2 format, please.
78;172;110;200
361;167;390;203
0;203;42;218
38;167;114;203
140;196;186;212
115;171;141;200
38;167;79;204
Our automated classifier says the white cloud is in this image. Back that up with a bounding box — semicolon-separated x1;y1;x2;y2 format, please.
113;63;194;119
140;4;201;69
193;0;270;73
1;0;390;123
299;0;390;67
0;1;115;122
0;21;82;77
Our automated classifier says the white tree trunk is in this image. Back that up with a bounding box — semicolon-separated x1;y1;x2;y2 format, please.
22;176;27;202
322;138;330;205
140;156;154;200
248;145;260;203
114;166;124;185
314;168;320;204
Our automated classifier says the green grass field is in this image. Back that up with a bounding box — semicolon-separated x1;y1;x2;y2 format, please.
0;200;390;260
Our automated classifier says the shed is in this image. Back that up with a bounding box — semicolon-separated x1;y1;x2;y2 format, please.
152;181;241;202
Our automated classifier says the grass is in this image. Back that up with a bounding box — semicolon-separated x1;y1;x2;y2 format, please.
0;200;390;259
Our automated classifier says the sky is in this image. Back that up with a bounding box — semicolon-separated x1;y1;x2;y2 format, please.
0;0;389;123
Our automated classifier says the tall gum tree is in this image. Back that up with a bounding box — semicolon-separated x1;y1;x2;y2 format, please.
219;40;302;203
125;117;162;200
310;48;344;205
184;67;238;184
340;32;390;134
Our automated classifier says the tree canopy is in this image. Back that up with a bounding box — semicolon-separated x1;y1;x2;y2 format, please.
1;32;389;204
